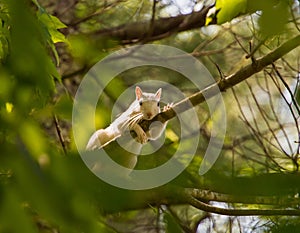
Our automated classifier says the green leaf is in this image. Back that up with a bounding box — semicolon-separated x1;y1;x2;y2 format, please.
38;12;67;30
0;189;38;233
165;212;183;233
8;0;55;96
49;42;61;67
19;121;47;160
37;11;68;66
215;0;247;24
54;95;73;120
257;0;290;36
68;35;111;65
31;0;42;10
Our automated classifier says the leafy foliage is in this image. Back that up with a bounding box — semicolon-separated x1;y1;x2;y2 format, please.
213;0;292;37
215;0;247;24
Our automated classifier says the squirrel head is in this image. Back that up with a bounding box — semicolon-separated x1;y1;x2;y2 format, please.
135;86;161;120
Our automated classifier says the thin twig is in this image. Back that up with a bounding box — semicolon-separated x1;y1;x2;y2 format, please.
53;114;67;155
272;63;300;115
231;87;285;170
246;80;291;157
289;2;300;32
264;71;294;155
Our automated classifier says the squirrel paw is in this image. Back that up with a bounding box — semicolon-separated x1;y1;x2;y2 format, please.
136;130;148;144
163;103;173;111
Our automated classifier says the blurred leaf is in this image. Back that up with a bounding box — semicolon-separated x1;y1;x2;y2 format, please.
54;95;73;120
0;188;38;233
213;0;291;34
5;102;13;113
105;78;127;100
68;34;115;65
31;0;42;9
257;0;290;36
165;211;183;233
95;106;111;129
19;121;47;160
7;0;57;96
215;0;247;24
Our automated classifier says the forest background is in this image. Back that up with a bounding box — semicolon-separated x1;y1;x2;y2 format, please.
1;0;300;232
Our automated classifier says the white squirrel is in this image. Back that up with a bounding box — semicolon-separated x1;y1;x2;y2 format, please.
86;86;170;151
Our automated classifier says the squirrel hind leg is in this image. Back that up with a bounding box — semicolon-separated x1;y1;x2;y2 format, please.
86;128;116;150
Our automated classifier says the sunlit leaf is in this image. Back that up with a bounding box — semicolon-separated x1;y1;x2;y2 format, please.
37;11;68;66
215;0;247;24
5;102;13;113
38;12;67;44
19;121;47;160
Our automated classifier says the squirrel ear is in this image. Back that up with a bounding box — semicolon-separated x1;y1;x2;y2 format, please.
135;86;143;100
155;88;162;100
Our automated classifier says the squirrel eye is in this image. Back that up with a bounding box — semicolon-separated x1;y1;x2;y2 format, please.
139;100;143;106
157;102;160;107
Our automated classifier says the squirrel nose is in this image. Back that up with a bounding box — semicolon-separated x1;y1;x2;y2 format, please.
146;113;152;119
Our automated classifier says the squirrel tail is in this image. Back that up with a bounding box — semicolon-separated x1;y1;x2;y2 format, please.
86;127;117;150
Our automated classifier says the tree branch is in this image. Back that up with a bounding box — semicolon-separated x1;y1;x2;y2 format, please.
91;6;212;43
186;188;299;206
185;194;300;216
138;34;300;131
100;185;300;216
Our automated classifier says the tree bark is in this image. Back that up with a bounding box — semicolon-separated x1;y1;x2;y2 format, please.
91;6;212;43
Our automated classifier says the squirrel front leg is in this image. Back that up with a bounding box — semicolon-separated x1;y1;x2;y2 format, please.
130;123;148;144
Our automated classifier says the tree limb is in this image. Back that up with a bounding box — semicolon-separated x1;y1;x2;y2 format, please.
100;184;300;216
91;6;212;43
138;34;300;131
186;188;299;206
185;194;300;216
